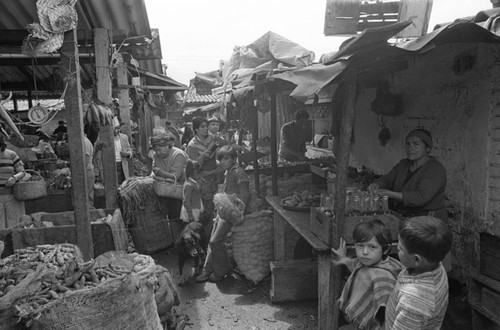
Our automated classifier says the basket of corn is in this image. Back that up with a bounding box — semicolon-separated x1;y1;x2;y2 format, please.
13;170;47;201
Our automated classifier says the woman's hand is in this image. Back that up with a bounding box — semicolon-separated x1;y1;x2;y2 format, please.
375;189;402;201
367;182;381;193
331;238;349;266
152;166;166;178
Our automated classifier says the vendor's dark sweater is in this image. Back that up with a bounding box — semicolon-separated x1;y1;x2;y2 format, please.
375;157;447;221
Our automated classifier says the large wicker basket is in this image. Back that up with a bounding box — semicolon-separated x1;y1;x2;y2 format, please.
128;202;176;254
13;170;47;201
153;176;183;200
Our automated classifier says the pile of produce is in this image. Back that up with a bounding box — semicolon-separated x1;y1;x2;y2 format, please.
46;167;71;193
118;176;161;226
256;156;336;169
0;247;169;329
214;192;246;224
281;190;321;208
231;210;274;283
84;103;115;126
347;166;381;190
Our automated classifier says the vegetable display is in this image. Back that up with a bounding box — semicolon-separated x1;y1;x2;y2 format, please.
281;190;321;208
0;245;162;327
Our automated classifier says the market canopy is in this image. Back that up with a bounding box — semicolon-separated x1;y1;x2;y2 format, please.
269;18;500;103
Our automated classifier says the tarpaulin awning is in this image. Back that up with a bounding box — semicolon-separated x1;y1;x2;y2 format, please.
270;61;347;103
267;19;500;103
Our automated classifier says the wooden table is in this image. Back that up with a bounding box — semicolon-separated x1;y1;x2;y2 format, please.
266;196;339;330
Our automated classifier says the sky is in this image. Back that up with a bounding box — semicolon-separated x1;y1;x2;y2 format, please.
145;0;493;86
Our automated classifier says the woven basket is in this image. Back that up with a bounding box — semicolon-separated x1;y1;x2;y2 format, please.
13;170;47;201
153;176;183;200
128;204;175;254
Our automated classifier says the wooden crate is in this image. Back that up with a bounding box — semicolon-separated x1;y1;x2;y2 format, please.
480;233;500;282
270;259;318;303
482;287;500;317
11;223;115;257
310;208;400;245
468;274;500;330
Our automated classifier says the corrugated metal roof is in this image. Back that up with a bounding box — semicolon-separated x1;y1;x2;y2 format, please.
0;0;151;36
0;0;166;96
184;94;223;104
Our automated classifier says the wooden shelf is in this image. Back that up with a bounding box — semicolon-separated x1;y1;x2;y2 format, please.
469;274;500;329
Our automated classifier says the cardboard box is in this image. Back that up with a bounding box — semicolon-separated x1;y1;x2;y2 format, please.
270;259;318;303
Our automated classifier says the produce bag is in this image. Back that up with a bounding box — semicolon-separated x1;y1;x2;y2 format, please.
154;265;180;325
231;210;274;283
213;192;246;224
0;247;162;330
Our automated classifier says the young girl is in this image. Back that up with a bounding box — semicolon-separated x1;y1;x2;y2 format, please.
180;159;204;223
331;220;402;330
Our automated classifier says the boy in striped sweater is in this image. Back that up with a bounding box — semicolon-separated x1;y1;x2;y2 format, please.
385;216;452;330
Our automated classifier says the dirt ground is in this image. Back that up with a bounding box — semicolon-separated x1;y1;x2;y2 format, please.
152;248;472;330
152;248;318;330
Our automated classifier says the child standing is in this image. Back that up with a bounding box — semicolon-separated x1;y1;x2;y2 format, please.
180;160;204;223
195;145;250;283
384;216;452;330
331;220;402;330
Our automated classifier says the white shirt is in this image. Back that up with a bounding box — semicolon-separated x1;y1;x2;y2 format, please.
114;136;122;162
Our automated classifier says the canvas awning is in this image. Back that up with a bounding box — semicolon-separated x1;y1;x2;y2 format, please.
268;19;500;103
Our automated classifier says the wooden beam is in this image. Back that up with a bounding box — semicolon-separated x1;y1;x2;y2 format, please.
60;28;93;260
94;28;118;208
117;84;186;91
138;99;148;158
0;29;129;46
330;68;357;330
252;97;260;198
117;64;134;176
270;89;278;196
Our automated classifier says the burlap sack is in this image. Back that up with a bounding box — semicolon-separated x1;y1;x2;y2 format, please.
30;274;162;330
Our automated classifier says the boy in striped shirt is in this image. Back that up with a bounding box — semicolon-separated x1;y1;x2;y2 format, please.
385;216;452;330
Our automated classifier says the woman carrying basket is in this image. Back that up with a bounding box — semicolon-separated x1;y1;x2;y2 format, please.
151;132;188;222
0;135;25;229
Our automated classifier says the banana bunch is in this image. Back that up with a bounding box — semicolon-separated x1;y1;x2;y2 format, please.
84;103;115;126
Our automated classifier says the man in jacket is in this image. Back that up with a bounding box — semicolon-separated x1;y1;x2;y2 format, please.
113;122;132;184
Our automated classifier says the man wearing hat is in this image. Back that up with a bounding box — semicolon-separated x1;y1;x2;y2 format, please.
151;132;188;221
53;120;67;141
207;115;220;135
113;120;132;184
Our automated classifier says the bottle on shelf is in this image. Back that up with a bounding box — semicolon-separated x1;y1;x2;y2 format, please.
381;195;390;215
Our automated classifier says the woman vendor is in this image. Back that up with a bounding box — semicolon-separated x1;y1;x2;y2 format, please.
0;135;25;229
185;117;219;217
367;128;447;222
151;132;188;221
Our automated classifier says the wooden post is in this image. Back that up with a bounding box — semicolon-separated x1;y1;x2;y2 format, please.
60;28;93;260
117;64;134;176
252;98;261;197
270;88;278;196
139;99;148;156
27;89;33;109
94;28;118;208
329;68;357;330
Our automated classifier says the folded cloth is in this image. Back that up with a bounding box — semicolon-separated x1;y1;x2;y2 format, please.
339;256;402;330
